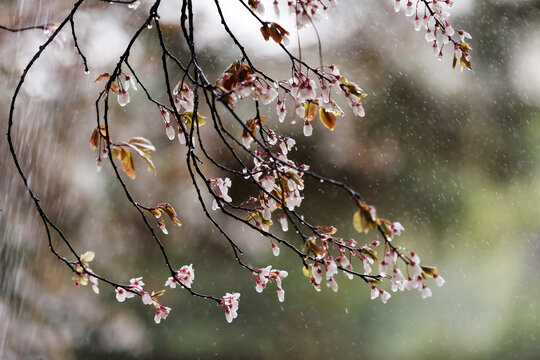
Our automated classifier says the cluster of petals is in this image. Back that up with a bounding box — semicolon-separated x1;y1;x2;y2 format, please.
286;0;338;28
388;252;446;299
43;23;68;48
165;264;195;289
153;303;171;324
246;135;305;233
221;292;241;323
393;0;472;63
371;284;392;304
73;251;100;294
114;276;172;324
172;83;195;143
208;177;232;210
289;74;317;103
173;83;194;112
310;258;339;292
116;74;137;107
158;106;175;141
253;266;289;302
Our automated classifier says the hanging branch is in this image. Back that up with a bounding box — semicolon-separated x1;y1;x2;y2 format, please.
4;0;464;324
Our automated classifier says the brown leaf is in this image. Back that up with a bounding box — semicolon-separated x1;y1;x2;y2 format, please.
319;108;337;131
117;148;136;179
260;25;270;41
158;203;182;227
94;73;111;83
120;141;157;176
128;137;156;153
306;101;318;122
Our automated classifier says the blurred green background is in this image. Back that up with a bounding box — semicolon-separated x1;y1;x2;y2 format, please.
1;0;540;359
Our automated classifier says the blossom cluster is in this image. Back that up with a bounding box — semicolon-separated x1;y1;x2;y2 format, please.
249;0;339;27
95;72;137;107
215;61;278;108
239;122;309;233
114;277;172;324
216;60;366;137
393;0;472;70
154;82;197;144
165;264;195;289
220;292;241;323
72;251;100;294
293;199;446;304
252;265;289;302
208;177;233;210
286;65;366;136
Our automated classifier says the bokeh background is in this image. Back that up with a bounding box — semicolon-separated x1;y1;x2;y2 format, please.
1;0;540;359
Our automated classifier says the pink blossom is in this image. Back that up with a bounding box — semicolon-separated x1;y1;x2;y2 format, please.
115;287;136;302
154;304;171;324
141;291;153;305
117;90;130;106
391;268;406;292
129;277;144;290
312;262;323;285
389;222;404;238
209;177;232;210
421;284;432;299
370;285;380;300
434;274;445;287
327;276;338;292
221;292;240;323
380;290;391;304
279;213;288;232
271;242;280;256
325;257;338;281
303;120;313;137
276;99;287;123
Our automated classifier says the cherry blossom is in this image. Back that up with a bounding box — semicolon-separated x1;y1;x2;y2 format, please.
174;82;194;112
392;0;472;69
391;268;406;292
159;106;175;140
221;292;240;323
420;284;432;299
271;242;280;256
278;213;288;232
115;287;136;302
153;303;171;324
72;251;100;294
389;222;405;238
208;177;232;210
434;273;446;287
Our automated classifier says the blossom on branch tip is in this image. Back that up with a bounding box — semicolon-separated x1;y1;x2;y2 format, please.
434;274;445;287
154;304;171;324
117;90;130;106
370;285;380;300
420;284;432;299
380;290;391;304
72;251;100;294
221;292;240;323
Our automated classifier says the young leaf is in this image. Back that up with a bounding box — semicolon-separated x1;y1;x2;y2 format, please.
184;111;207;127
158;203;182;227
